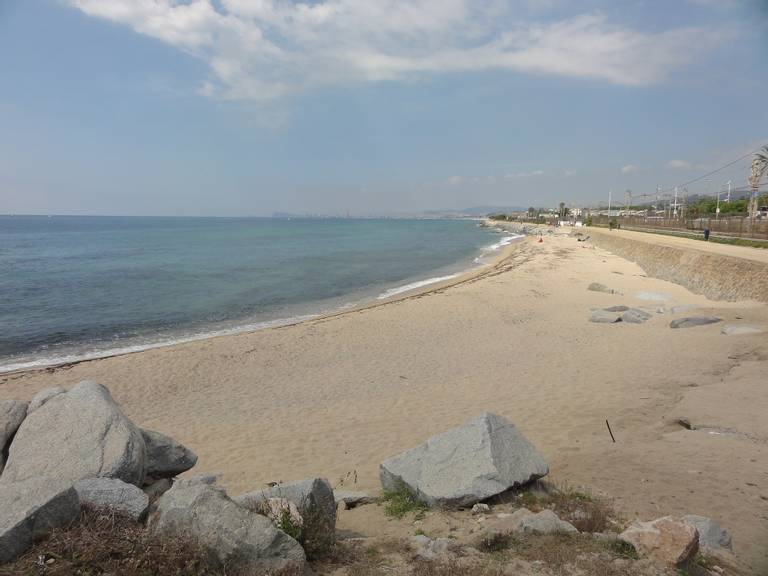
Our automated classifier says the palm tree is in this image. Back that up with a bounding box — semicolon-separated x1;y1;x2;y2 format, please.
748;145;768;220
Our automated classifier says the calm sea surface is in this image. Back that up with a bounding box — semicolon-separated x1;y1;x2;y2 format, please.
0;216;510;372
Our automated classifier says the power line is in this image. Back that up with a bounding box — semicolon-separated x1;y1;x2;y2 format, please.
660;147;763;193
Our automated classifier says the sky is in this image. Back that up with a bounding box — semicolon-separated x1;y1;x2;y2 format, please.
1;0;767;216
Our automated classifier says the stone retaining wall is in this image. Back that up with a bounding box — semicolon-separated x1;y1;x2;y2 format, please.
588;229;768;303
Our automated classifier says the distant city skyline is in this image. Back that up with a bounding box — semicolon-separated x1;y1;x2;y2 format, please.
1;0;767;216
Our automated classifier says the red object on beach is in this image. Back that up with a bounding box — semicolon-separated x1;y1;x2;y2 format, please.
538;237;543;243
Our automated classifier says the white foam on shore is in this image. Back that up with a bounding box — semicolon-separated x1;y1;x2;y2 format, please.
377;274;459;300
0;313;320;374
1;228;518;374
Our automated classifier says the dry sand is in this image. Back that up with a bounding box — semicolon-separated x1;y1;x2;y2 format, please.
2;232;767;571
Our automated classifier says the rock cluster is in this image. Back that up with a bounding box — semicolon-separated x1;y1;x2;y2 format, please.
0;381;324;573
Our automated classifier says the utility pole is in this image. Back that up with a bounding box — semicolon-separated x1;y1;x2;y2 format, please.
608;189;612;217
672;186;679;218
624;189;632;216
716;188;721;219
726;180;732;203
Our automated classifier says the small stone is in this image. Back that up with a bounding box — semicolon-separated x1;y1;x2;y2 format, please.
411;535;456;560
720;324;764;336
590;310;622;323
472;503;490;514
619;516;698;565
74;478;149;521
604;305;630;312
588;283;618;294
333;489;376;508
670;317;722;329
621;309;652;324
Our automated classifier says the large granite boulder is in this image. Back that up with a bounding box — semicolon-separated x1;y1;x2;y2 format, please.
141;429;197;479
0;381;146;487
236;477;336;531
151;483;306;573
0;400;27;474
379;413;548;508
27;387;65;413
74;478;149;521
682;515;731;555
0;478;81;564
619;516;698;565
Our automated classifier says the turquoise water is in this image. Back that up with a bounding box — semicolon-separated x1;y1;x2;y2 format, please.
0;216;509;372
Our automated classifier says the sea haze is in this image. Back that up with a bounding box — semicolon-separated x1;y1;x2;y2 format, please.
0;216;510;372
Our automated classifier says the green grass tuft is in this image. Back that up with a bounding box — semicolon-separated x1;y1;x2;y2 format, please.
381;483;428;520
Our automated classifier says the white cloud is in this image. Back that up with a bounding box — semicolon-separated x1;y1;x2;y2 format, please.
564;169;576;177
446;175;464;186
68;1;726;101
668;159;693;170
621;164;639;174
504;170;544;178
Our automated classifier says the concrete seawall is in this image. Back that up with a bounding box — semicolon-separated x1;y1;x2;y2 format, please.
587;228;768;303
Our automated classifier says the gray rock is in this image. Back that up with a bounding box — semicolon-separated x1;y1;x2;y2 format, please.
621;309;652;324
151;482;306;573
144;478;173;500
141;429;197;479
237;477;336;533
472;503;490;514
74;478;149;521
0;478;81;564
0;400;27;474
590;310;622;324
588;283;619;294
517;509;578;534
411;534;456;560
1;381;146;487
28;387;66;414
604;305;630;312
720;324;764;336
173;474;218;489
333;489;376;508
379;412;548;508
682;515;732;554
670;317;722;329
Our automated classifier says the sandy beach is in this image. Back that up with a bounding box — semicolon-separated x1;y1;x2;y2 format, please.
2;230;767;571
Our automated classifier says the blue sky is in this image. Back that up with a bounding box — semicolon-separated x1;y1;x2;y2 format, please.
1;0;766;216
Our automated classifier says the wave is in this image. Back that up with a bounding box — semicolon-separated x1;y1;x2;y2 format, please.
377;274;459;300
1;228;519;374
0;313;320;374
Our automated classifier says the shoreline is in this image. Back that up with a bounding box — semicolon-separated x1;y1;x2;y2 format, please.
0;231;525;377
2;229;766;570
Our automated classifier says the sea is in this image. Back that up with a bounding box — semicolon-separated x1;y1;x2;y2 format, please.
0;216;519;373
